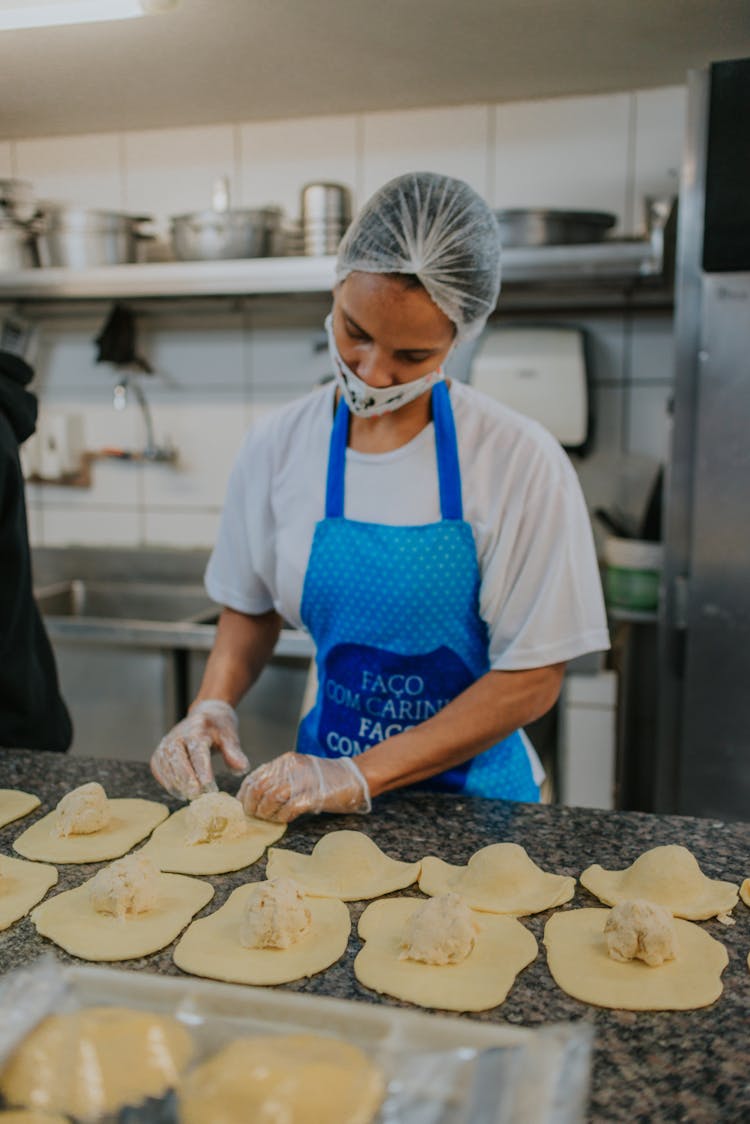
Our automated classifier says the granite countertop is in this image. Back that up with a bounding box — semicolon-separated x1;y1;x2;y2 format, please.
0;749;748;1122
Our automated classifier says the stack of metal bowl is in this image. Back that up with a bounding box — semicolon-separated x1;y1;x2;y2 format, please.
300;182;352;256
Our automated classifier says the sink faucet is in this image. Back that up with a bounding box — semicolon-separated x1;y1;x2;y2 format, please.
112;375;177;463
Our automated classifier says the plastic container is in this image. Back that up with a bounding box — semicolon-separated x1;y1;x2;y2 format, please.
603;536;663;612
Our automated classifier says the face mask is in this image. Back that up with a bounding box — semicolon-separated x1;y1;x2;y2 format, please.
325;313;445;418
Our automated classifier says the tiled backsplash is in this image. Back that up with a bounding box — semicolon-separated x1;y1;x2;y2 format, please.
2;85;683;552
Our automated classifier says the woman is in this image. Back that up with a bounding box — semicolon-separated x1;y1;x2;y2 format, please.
0;341;72;754
150;172;609;820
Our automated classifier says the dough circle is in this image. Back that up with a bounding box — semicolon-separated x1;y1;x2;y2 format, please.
354;897;537;1011
266;830;420;900
13;798;168;864
0;1006;193;1119
580;845;739;919
419;842;574;915
173;881;350;984
30;871;214;960
178;1034;384;1124
0;790;40;829
0;1112;69;1123
139;805;285;874
740;878;750;908
0;855;57;931
544;908;728;1010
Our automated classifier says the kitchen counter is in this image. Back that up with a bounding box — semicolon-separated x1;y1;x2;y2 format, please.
0;748;747;1122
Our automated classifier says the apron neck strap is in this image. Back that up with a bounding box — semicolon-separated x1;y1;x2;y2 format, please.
432;380;463;520
325;381;463;520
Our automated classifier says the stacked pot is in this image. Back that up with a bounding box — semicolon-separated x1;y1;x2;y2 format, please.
299;182;352;256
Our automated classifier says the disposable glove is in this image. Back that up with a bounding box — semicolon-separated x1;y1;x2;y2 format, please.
150;700;249;800
238;752;371;823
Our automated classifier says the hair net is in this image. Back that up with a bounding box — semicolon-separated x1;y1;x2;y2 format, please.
335;172;501;343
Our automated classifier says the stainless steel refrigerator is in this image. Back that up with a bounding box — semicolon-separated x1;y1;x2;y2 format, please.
655;57;750;820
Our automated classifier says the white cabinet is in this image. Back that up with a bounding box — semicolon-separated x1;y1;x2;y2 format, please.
558;670;618;808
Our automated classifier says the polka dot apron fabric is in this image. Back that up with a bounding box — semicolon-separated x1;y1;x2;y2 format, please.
298;381;539;801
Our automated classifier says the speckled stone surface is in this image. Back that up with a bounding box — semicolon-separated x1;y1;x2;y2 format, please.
0;749;748;1122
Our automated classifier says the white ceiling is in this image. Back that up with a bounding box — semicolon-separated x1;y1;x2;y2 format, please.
1;0;749;140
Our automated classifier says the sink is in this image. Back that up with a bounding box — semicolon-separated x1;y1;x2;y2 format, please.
31;548;313;662
36;579;215;624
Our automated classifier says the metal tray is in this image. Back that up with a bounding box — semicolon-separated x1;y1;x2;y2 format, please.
61;965;591;1124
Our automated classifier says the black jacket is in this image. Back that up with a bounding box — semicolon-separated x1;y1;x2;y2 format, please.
0;350;72;752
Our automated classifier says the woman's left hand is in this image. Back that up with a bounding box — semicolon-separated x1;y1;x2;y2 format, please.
238;751;371;823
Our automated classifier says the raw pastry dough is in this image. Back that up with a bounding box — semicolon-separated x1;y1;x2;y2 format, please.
266;830;420;900
88;853;160;918
13;785;168;864
139;799;285;875
0;855;57;932
239;877;312;949
30;865;213;960
0;1111;69;1122
544;908;728;1010
399;893;478;965
354;897;537;1011
55;781;110;836
0;1006;193;1119
0;790;40;829
740;878;750;907
419;842;574;915
604;899;677;966
178;1034;384;1124
580;845;739;919
173;880;350;985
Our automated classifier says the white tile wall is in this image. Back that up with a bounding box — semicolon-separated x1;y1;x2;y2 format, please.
142;310;246;400
14;134;124;209
42;506;142;547
630;86;685;235
630;313;676;382
625;382;673;462
493;93;631;233
143;509;221;549
239;115;358;220
25;499;43;547
0;142;13;176
142;402;247;509
9;86;682;549
123;124;237;243
361;105;491;201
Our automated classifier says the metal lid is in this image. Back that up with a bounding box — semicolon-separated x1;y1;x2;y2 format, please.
39;205;153;231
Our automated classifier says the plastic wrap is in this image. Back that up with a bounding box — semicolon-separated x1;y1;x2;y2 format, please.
0;959;593;1123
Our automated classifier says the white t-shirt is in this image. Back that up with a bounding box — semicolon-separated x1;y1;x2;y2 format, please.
206;381;610;671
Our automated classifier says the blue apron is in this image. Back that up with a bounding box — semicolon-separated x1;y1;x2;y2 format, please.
297;381;540;801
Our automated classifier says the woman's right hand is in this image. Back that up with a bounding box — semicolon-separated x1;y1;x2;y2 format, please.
150;699;249;800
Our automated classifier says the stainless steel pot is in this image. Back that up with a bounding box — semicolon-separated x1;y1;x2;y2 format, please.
0;178;36;223
0;219;40;271
170;207;283;261
494;209;616;247
37;206;154;268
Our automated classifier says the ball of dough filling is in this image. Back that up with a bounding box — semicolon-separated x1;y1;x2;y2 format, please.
399;892;479;965
55;782;110;838
88;853;160;918
604;899;678;966
184;792;247;845
239;878;313;950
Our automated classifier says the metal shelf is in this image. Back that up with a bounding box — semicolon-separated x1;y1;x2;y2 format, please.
0;237;666;301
